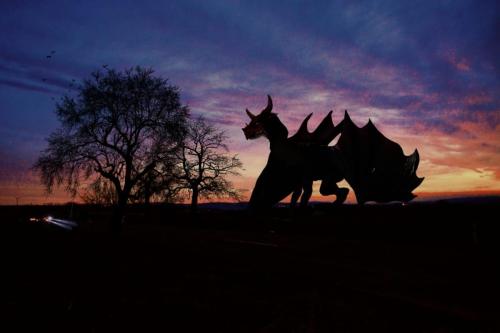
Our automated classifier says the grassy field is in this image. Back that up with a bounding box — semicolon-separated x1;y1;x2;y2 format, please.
0;199;499;332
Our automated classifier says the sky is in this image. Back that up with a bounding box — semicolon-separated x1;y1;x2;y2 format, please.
0;0;499;204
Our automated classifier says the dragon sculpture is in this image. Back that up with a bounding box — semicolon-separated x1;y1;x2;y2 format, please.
242;95;423;209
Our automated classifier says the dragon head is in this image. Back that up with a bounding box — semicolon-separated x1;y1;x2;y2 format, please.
242;95;274;140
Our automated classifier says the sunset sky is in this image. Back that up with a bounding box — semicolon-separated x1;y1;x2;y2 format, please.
1;0;499;204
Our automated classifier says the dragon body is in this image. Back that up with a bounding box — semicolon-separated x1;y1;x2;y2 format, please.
242;95;423;209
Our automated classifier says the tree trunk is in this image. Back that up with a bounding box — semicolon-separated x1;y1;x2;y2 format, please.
191;188;199;211
144;183;151;206
143;184;152;221
111;193;128;234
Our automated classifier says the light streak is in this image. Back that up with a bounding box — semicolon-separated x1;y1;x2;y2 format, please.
42;216;78;230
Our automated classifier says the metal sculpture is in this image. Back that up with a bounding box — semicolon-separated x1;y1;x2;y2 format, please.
242;95;423;208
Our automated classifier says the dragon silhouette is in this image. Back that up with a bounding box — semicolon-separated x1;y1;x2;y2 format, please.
242;95;423;209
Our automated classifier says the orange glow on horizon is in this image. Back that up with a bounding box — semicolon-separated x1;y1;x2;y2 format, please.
1;105;499;206
2;171;499;206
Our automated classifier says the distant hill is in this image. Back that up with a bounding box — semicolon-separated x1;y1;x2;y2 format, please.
430;195;500;205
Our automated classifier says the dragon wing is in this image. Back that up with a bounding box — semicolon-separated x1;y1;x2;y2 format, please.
336;111;424;203
288;111;342;145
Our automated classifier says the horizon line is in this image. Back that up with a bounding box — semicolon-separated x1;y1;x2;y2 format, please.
1;190;499;207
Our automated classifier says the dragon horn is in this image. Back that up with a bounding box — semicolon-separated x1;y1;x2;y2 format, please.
262;95;273;114
246;108;256;119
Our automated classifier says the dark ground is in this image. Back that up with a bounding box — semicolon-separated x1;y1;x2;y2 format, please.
0;199;499;332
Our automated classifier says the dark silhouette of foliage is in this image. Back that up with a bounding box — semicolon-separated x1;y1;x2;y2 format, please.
174;117;243;210
130;161;182;204
34;66;189;231
80;177;117;206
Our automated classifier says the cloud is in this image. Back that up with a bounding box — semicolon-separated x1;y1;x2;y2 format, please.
0;79;58;94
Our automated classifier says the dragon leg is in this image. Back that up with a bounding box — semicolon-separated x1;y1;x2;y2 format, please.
334;187;349;204
319;178;338;195
290;185;302;208
300;180;313;208
320;178;349;204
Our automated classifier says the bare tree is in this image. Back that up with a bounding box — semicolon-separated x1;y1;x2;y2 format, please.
130;161;181;204
34;67;188;232
175;117;243;210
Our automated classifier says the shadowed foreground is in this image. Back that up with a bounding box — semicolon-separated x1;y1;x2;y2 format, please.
0;199;499;332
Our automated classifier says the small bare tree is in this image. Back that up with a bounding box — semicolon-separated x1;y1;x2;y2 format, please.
175;117;243;210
